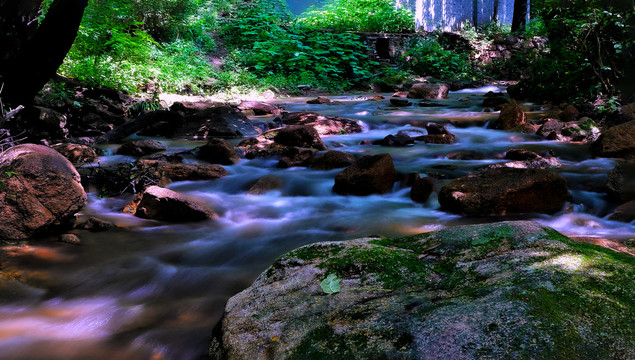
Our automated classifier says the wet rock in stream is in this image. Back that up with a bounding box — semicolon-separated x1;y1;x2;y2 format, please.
333;154;397;195
210;221;634;360
438;167;570;215
0;144;87;240
127;185;216;222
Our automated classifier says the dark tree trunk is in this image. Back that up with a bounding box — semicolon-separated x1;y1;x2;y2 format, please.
512;0;528;32
0;0;88;105
492;0;500;23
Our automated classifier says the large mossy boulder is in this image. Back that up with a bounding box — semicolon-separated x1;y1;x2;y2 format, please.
0;144;87;239
210;221;634;360
438;167;570;215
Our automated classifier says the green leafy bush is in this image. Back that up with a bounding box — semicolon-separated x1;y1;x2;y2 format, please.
399;36;477;80
297;0;415;33
510;0;634;102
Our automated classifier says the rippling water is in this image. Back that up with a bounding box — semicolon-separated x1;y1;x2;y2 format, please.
1;87;633;359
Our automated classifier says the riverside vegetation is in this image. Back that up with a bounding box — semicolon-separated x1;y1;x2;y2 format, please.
0;0;634;359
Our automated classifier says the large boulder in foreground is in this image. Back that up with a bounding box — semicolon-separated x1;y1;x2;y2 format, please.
210;221;634;360
438;167;570;215
333;154;397;195
0;144;87;239
128;186;216;222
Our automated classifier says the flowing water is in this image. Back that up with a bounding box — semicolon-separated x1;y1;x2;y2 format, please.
1;87;633;359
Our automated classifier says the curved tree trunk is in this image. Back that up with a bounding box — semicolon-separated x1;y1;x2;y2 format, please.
0;0;88;105
511;0;528;32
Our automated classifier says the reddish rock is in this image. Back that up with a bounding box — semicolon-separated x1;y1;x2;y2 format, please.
137;160;227;187
196;138;241;165
607;200;635;223
438;167;570;215
559;104;580;122
411;176;434;203
481;96;509;108
333;154;397;195
407;83;449;99
392;91;408;98
277;148;318;168
592;120;635;158
74;217;116;232
50;143;99;164
274;125;326;150
248;175;284;195
414;122;456;144
306;96;332;104
280;112;363;135
0;144;87;239
309;151;355;170
116;139;166;157
488;100;527;130
537;118;565;138
131;186;216;222
237;101;282;115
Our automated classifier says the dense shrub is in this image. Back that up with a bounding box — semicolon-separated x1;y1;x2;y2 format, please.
398;36;477;80
297;0;415;33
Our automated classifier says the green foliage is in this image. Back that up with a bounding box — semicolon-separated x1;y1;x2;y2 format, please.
320;274;342;294
221;0;379;91
512;0;634;102
399;36;477;80
297;0;415;33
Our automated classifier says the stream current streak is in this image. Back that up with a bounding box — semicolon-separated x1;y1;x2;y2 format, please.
0;87;632;359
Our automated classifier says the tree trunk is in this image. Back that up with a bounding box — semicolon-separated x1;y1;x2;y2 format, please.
512;0;528;32
0;0;88;105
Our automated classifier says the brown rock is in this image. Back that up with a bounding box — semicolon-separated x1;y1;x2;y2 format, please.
116;139;167;157
414;122;456;144
607;200;635;223
0;144;87;239
280;112;363;135
333;154;397;195
488;100;527;130
407;83;449;99
74;217;116;232
559;104;580;122
438;167;570;215
592;120;635;158
137;160;227;187
277;148;318;168
411;175;434;203
58;233;81;245
237;101;282;115
248;175;284;195
196;138;241;165
306;96;332;104
481;96;509;108
132;186;216;222
274;125;326;150
50;143;99;164
310;151;355;170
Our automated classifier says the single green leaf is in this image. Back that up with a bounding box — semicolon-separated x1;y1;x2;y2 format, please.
320;274;341;294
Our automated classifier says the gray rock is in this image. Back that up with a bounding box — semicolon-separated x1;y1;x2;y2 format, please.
211;221;634;360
